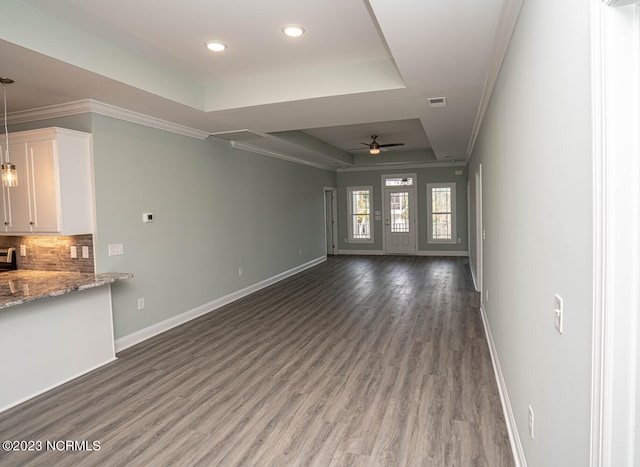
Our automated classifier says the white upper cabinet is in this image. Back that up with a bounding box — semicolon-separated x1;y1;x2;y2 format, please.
0;127;94;235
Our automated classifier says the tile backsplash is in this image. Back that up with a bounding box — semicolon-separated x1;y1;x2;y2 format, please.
0;234;94;273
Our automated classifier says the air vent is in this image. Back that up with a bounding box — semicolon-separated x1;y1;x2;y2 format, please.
427;97;447;108
210;129;264;141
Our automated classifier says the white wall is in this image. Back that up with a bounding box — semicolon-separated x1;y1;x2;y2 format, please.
468;0;594;464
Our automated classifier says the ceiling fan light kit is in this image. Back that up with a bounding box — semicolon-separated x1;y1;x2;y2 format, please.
360;135;404;155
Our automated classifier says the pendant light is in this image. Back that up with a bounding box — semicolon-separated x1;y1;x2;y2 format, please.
1;78;17;187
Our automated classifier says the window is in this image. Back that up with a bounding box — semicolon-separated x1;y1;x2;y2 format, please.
427;182;456;243
347;186;373;243
385;177;414;187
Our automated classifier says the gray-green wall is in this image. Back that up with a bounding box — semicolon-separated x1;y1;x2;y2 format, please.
92;115;336;339
337;166;468;254
467;0;593;464
10;113;336;339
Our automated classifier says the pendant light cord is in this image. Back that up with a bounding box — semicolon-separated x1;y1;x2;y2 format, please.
2;82;8;165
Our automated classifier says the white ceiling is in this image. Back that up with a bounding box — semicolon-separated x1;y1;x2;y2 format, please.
0;0;522;170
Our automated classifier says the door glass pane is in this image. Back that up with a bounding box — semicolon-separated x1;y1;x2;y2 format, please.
390;192;409;233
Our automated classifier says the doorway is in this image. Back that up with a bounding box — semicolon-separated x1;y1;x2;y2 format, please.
382;174;417;255
475;164;483;293
324;188;338;255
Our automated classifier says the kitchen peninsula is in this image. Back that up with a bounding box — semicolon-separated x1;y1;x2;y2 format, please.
0;270;132;412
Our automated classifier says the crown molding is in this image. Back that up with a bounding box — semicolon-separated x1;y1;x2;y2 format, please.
7;99;210;140
601;0;640;6
466;0;524;160
230;141;335;171
337;160;466;172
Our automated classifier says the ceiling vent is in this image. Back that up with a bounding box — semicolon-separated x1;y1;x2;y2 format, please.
210;129;264;141
427;97;447;108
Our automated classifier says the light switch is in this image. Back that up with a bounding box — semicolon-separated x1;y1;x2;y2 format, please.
108;243;124;256
142;212;154;223
82;246;89;258
554;294;564;334
70;246;78;259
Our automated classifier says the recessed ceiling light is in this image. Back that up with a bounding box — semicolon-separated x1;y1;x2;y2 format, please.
282;25;305;38
205;41;227;52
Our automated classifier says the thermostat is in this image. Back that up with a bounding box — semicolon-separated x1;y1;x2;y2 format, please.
142;212;154;223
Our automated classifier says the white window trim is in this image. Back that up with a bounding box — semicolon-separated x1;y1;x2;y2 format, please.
427;182;457;244
347;186;374;243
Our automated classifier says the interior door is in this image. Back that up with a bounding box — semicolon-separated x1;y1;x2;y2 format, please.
384;187;416;254
324;189;337;255
475;165;483;293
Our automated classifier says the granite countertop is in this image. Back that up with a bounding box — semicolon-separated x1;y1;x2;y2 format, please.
0;270;133;310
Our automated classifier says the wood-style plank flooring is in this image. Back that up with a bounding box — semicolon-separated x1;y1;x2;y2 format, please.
0;256;514;466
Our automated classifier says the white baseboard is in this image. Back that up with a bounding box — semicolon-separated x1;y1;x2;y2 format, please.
0;357;117;414
338;249;385;255
417;250;469;257
338;249;469;257
115;256;327;353
479;304;527;467
469;257;480;291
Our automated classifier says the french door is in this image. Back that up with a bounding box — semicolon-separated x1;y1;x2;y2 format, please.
383;186;416;255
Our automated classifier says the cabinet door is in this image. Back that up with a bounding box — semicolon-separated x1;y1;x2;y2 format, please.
4;142;33;233
29;139;59;233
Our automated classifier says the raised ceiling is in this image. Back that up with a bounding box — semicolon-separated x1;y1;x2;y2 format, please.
0;0;522;170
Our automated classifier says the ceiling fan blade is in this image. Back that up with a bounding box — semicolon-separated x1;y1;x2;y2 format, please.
378;143;405;148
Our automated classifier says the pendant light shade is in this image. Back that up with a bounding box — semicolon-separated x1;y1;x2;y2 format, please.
1;77;17;187
1;162;17;187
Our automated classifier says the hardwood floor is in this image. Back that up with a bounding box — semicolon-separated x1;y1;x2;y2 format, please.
0;256;514;466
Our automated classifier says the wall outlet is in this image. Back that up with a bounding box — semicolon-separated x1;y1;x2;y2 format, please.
20;244;26;257
298;248;303;256
485;289;489;302
528;405;535;439
238;267;243;277
137;298;145;310
70;245;78;259
108;243;124;256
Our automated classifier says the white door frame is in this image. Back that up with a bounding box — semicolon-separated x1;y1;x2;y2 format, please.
381;174;417;255
591;2;640;466
324;187;338;256
475;164;484;294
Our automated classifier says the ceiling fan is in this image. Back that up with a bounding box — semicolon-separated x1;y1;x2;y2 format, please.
353;135;405;155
